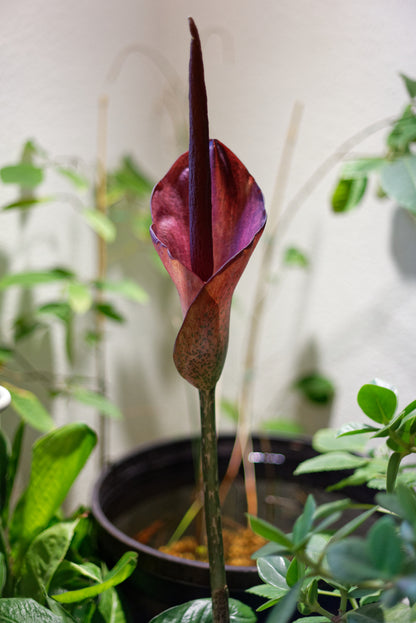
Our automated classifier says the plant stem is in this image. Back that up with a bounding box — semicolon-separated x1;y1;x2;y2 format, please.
199;387;229;623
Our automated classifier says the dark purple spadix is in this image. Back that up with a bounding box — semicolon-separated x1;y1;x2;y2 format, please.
188;17;213;282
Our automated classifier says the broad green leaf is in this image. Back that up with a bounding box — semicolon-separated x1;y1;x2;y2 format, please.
331;177;367;213
265;583;302;623
94;279;148;304
305;533;330;564
57;167;89;190
286;557;303;587
97;587;128;623
340;158;384;178
67;282;92;314
3;382;54;432
10;423;96;562
256;556;289;589
149;598;256;623
0;268;73;290
347;603;414;623
294;452;367;475
71;388;122;419
46;598;78;623
0;598;64;622
82;209;116;243
246;584;287;600
18;521;78;604
395;484;416;527
51;560;102;589
313;428;368;454
292;618;329;623
248;516;293;550
379;156;416;213
2;197;53;211
52;551;137;603
283;247;309;268
327;538;381;583
0;163;43;188
292;495;315;545
357;382;397;424
401;73;416;98
293;374;334;404
367;516;403;576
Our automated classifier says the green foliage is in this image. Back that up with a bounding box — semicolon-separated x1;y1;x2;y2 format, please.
283;247;309;268
0;420;136;622
293;374;335;405
149;598;256;622
331;73;416;214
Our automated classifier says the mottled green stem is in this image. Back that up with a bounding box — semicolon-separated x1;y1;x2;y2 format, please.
199;387;229;623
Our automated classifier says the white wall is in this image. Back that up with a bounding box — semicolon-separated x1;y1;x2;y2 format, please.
1;0;416;494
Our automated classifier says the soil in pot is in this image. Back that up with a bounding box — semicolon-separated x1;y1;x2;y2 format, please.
92;435;374;623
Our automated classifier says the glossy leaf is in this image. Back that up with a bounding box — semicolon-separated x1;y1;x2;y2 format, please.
256;556;289;590
265;583;302;623
246;584;287;600
0;163;43;188
0;598;64;622
52;551;137;603
10;423;96;562
292;495;315;546
149;598;256;622
331;177;367;213
313;428;368;453
386;452;401;493
294;451;367;475
3;382;54;432
379;156;416;213
71;388;122;419
357;382;397;424
97;586;128;623
18;521;78;604
82;209;116;242
337;422;380;438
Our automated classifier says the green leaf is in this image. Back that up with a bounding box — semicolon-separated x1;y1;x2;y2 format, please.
293;374;334;404
52;551;137;604
328;508;378;544
294;452;367;475
112;156;153;198
256;556;289;589
0;598;64;622
401;73;416;98
357;382;398;424
248;516;293;550
264;583;302;623
387;106;416;152
260;418;303;436
327;538;381;583
37;302;72;323
346;604;385;623
246;584;287;600
292;495;315;546
3;382;54;433
0;346;13;364
283;247;309;268
386;452;402;493
10;423;97;563
337;422;380;437
340;158;384;178
292;618;329;623
331;177;367;213
70;388;122;419
94;279;148;304
149;598;256;623
0;163;43;188
97;587;128;623
313;428;368;454
379;156;416;213
57;167;89;190
67;282;93;314
0;553;6;596
2;197;53;211
18;521;78;604
286;557;303;587
0;268;74;290
94;303;125;323
367;516;403;576
220;398;239;423
82;209;116;243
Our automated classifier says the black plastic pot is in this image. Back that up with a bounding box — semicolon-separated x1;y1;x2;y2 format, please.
92;435;373;622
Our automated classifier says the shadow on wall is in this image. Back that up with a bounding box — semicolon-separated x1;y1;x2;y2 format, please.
391;207;416;279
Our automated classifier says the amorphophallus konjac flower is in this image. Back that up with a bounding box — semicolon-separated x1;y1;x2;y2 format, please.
150;18;266;623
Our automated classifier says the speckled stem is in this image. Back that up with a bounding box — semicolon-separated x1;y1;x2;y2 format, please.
199;387;229;623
